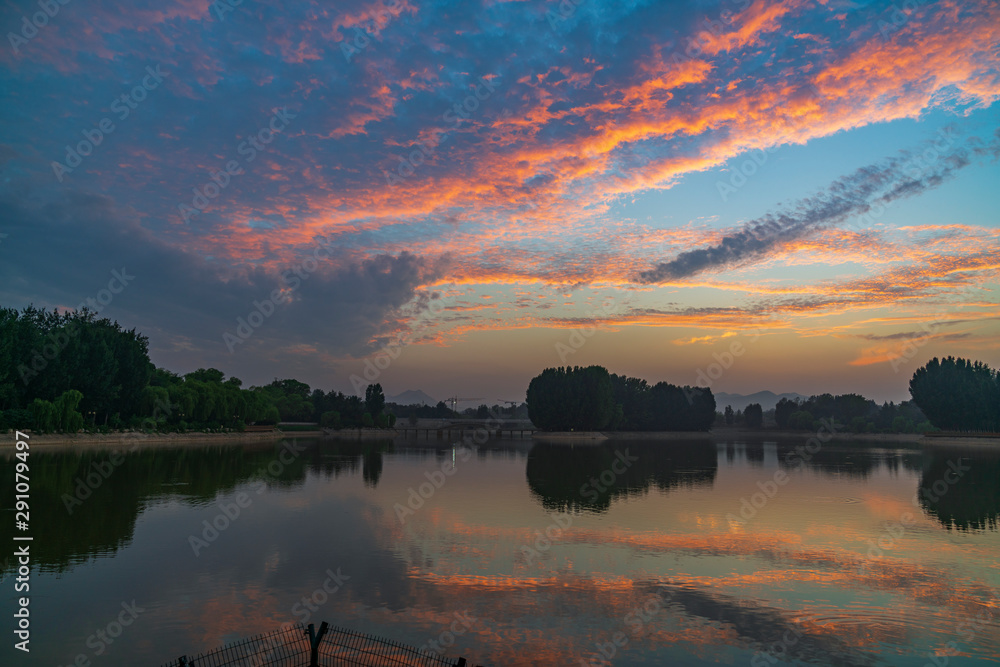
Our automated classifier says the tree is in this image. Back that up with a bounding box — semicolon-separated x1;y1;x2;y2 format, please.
910;357;999;431
608;374;650;430
310;388;326;421
724;406;734;426
365;383;386;418
526;366;616;431
775;398;798;429
185;368;225;384
892;415;914;433
744;403;763;428
31;398;57;433
0;306;154;424
527;367;713;432
140;386;170;424
643;382;714;431
53;389;85;432
788;410;815;430
321;411;342;429
260;404;281;425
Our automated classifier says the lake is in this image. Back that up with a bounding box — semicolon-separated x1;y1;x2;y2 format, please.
2;436;998;666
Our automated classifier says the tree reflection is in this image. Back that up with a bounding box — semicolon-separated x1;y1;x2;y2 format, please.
917;447;1000;531
525;440;716;513
774;444;922;479
0;438;393;574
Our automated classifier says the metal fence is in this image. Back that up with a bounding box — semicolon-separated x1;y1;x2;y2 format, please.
161;622;479;667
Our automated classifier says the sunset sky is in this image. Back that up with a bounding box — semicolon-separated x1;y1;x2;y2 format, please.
1;0;998;403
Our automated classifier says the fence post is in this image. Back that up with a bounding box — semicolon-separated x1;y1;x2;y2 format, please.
306;622;330;667
455;659;467;667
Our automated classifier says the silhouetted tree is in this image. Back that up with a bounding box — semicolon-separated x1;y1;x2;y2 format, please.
608;374;650;430
774;398;798;428
526;366;616;431
365;383;386;418
788;410;815;430
744;403;763;428
527;367;714;432
910;357;1000;431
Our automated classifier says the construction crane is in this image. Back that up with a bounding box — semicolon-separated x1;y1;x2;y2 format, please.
448;397;485;412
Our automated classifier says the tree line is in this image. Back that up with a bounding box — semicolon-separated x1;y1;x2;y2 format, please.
4;305;995;435
0;306;394;434
526;366;717;431
747;356;998;434
719;403;764;427
526;356;999;434
772;393;930;433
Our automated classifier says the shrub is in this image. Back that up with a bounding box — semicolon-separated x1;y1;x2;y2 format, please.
0;409;33;433
787;410;815;430
320;411;342;429
892;416;915;433
31;399;57;433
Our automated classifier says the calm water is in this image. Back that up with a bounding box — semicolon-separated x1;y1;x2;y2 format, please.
2;437;998;666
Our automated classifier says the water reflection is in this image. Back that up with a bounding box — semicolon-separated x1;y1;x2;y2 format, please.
525;440;717;512
1;437;997;666
918;446;1000;531
653;584;880;667
774;443;923;479
0;439;392;575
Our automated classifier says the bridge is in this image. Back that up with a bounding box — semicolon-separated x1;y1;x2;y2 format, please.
396;421;536;440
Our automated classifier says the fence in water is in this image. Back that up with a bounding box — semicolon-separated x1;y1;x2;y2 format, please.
160;622;481;667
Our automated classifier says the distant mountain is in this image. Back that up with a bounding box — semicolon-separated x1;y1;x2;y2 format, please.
387;389;438;406
713;391;808;412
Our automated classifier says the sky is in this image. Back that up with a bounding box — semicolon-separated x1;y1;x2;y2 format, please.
1;0;998;404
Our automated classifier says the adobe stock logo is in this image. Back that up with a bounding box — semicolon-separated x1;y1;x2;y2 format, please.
223;288;293;353
394;448;473;524
179;107;297;222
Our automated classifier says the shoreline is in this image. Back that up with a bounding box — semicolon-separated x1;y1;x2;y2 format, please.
0;430;286;448
711;428;1000;446
4;427;997;449
0;427;402;448
535;428;1000;447
321;428;399;440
